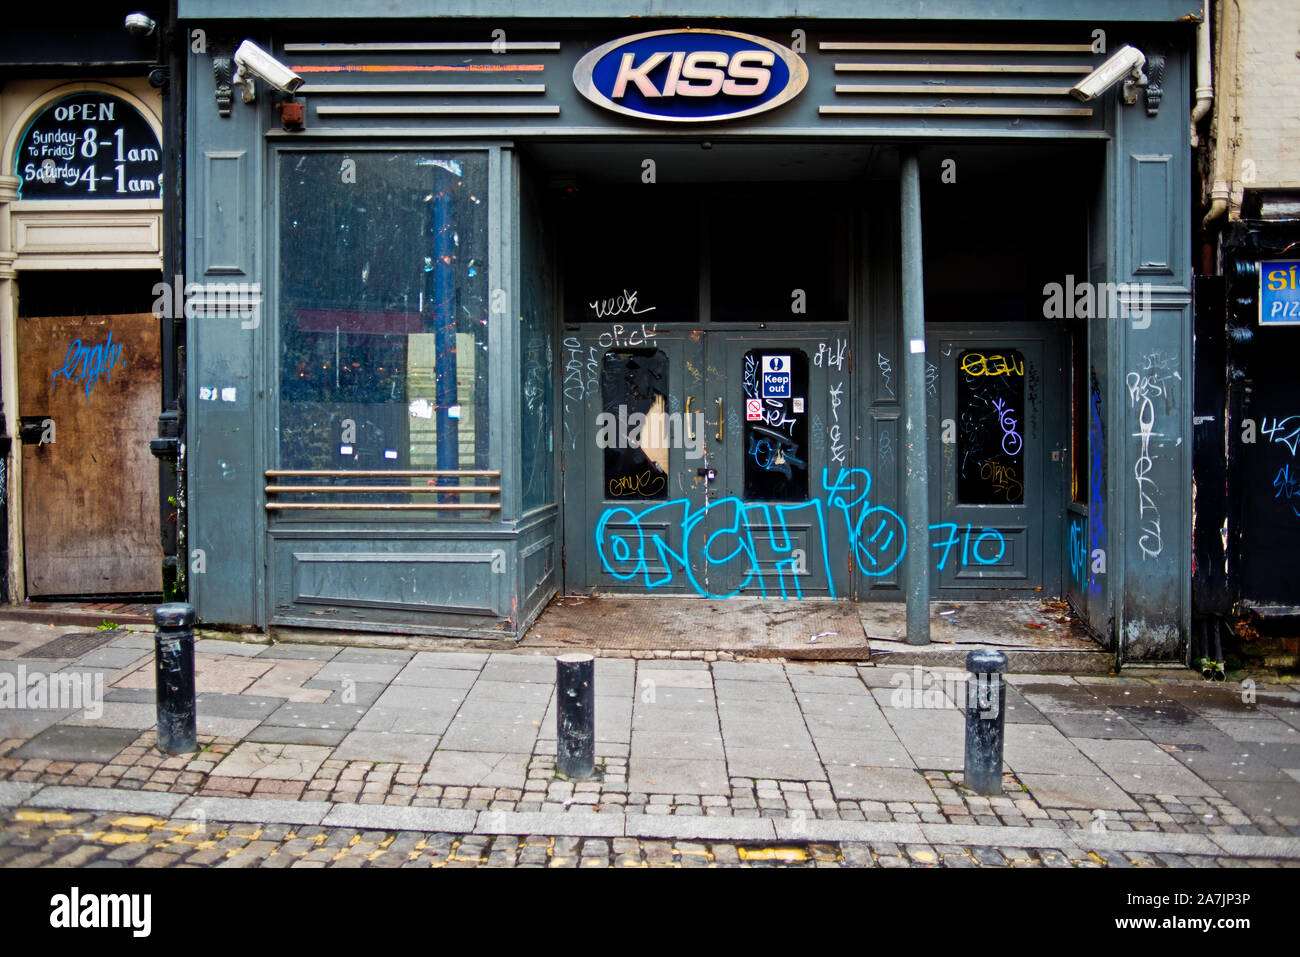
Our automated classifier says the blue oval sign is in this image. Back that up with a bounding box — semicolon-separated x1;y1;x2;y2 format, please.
573;29;808;123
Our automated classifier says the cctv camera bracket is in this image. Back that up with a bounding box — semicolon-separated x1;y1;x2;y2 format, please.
1120;63;1148;106
232;62;257;104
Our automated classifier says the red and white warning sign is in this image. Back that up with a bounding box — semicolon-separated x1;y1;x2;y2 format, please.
746;398;763;421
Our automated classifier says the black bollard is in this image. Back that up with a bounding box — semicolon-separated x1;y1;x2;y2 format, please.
964;649;1008;796
154;603;197;755
556;653;595;778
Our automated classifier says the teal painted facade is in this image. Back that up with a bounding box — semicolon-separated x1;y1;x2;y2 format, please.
178;2;1198;663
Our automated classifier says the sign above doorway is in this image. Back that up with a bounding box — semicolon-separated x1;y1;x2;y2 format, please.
572;29;808;123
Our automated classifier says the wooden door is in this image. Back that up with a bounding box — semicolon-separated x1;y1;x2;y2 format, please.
17;312;162;595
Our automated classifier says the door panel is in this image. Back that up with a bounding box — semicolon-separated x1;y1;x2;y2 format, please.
704;332;848;598
926;326;1063;595
567;328;851;598
17;312;163;595
572;331;707;593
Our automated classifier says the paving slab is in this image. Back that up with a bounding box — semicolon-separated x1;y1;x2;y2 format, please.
630;730;725;761
627;757;730;795
312;661;405;685
772;818;928;843
813;738;913;768
390;667;481;690
245;725;349;747
438;719;541;753
195;693;287;719
1072;829;1222;856
211;742;332;781
195;716;262;738
724;747;828;781
1207;779;1300;818
406;651;488;670
1098;761;1223;797
332;648;414;665
624;813;778;841
262;701;368;730
258;644;340;661
0;708;74;739
921;823;1078;850
73;647;152;669
712;661;788;681
474;809;625;837
332;731;438;764
714;680;797;703
1047;713;1146;739
28;786;186;816
1209;834;1300;859
176;796;332;826
1017;773;1141;810
194;639;268;657
12;724;138;762
826;766;934;802
244;660;332;703
1204;716;1300;744
0;782;42;806
637;667;714;689
420;751;530;789
321;803;476;833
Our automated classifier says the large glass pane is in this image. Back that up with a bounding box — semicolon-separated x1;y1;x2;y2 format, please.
742;348;809;502
601;349;669;500
957;348;1025;505
277;151;490;510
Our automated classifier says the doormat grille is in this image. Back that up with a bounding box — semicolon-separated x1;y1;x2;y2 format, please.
21;630;123;659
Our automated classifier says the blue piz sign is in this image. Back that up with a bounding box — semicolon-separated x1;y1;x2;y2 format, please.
573;29;808;123
1260;260;1300;326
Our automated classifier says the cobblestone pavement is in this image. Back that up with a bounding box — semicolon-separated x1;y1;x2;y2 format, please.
2;624;1298;867
4;808;1295;868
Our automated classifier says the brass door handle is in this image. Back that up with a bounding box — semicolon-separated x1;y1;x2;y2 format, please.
716;397;723;441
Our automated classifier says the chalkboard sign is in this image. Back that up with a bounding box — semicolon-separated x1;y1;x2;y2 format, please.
957;349;1025;505
14;93;161;200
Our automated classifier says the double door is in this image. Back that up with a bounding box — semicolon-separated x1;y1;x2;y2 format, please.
565;327;853;598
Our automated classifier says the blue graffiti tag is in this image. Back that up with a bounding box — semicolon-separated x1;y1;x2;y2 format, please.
52;332;123;399
594;467;1005;599
1087;383;1106;596
1068;515;1088;588
1274;463;1300;518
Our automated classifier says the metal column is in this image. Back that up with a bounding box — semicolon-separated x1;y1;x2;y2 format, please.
901;151;930;645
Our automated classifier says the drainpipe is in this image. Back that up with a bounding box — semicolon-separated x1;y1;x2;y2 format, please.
1190;1;1213;147
1203;0;1237;230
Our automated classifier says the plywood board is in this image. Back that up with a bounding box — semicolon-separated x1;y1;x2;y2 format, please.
18;312;163;595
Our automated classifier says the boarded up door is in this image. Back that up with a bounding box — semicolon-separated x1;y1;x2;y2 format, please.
17;313;162;595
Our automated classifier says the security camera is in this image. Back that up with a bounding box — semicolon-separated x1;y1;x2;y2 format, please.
124;13;156;37
1070;44;1147;102
233;40;304;103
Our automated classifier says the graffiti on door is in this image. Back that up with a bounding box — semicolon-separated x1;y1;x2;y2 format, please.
52;332;124;400
595;466;1006;599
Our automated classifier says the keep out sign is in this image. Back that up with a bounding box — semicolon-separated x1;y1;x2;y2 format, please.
573;29;808;123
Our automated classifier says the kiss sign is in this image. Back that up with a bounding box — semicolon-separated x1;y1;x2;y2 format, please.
573;29;808;123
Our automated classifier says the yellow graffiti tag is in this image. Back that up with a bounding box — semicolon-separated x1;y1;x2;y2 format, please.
961;352;1024;378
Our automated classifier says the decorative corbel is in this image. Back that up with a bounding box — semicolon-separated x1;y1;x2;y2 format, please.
1143;54;1166;117
212;45;233;117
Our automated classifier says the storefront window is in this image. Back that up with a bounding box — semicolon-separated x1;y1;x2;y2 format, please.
276;151;490;511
